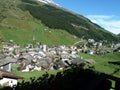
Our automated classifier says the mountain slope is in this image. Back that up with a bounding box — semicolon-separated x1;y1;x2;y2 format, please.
118;33;120;36
0;0;119;45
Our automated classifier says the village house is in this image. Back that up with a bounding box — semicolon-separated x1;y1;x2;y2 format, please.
0;53;17;72
0;69;23;87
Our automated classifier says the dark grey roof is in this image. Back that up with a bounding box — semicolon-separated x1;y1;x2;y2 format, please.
0;56;17;66
71;57;85;65
18;53;33;61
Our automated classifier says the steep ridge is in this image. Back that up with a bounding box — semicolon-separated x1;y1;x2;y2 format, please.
0;0;119;45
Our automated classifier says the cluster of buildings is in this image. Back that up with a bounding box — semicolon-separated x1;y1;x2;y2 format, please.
0;39;119;88
1;44;89;72
0;43;92;87
1;40;119;73
77;39;120;55
1;43;96;70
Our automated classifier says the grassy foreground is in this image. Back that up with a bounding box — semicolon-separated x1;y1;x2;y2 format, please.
14;70;59;82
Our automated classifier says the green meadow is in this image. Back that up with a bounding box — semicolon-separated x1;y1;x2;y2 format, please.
80;52;120;77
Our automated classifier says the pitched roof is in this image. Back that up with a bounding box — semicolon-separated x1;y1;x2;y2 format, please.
0;56;17;66
0;69;23;79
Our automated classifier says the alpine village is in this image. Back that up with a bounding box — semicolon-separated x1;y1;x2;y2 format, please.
0;0;120;90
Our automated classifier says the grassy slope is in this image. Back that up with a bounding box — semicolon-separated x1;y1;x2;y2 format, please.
18;0;119;42
80;52;120;77
0;0;79;45
0;0;119;45
0;28;79;45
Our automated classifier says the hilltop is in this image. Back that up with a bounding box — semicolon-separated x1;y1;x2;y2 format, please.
0;0;119;45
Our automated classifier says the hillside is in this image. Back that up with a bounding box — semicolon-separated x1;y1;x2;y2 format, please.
118;33;120;36
0;0;119;45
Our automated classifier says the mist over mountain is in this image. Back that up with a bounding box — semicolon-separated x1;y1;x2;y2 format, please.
0;0;119;45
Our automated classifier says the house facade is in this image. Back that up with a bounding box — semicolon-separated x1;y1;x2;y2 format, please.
0;70;23;87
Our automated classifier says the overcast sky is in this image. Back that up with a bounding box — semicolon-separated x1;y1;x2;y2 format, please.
53;0;120;34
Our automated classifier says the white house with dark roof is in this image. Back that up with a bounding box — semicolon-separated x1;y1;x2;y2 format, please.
0;69;23;87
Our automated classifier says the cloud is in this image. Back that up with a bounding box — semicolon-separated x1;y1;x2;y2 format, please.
86;15;120;34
